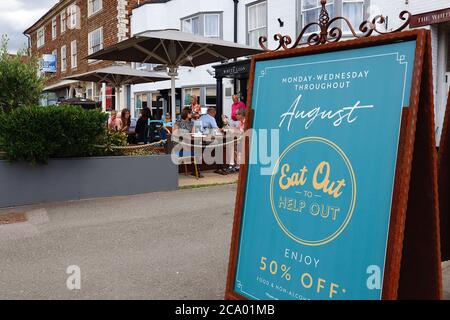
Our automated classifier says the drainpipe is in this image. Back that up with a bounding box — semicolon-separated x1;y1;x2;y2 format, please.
233;0;239;43
24;33;32;56
233;0;239;94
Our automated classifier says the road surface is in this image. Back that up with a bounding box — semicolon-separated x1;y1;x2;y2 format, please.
0;185;236;299
0;184;449;299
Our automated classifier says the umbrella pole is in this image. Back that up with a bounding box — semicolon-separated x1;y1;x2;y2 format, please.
171;75;176;125
115;86;120;111
114;87;117;111
101;83;107;112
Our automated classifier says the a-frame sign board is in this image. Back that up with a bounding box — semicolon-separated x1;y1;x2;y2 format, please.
438;89;450;262
226;29;442;300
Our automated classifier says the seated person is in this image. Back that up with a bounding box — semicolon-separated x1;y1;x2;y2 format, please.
119;108;136;144
236;107;246;132
173;107;204;178
199;107;219;134
108;111;121;131
118;108;131;133
165;112;173;126
135;107;152;143
173;107;194;134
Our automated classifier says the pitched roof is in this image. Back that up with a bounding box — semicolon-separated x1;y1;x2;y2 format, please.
23;0;71;35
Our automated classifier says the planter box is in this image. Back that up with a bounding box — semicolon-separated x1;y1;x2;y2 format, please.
0;155;178;208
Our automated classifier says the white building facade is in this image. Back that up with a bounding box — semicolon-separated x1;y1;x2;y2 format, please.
373;0;450;144
130;0;449;142
130;0;237;120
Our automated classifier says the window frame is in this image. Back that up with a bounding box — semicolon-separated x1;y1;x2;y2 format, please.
37;27;45;48
181;15;201;36
52;17;57;40
205;86;217;107
296;0;369;40
135;63;156;71
61;45;67;73
68;4;78;29
88;27;104;55
88;0;103;17
71;40;77;69
299;0;335;33
246;0;268;48
342;0;365;33
60;11;67;34
204;13;221;38
135;92;149;118
180;12;223;38
183;87;201;107
52;49;58;70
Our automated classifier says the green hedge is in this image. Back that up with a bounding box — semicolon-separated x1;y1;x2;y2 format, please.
0;105;109;164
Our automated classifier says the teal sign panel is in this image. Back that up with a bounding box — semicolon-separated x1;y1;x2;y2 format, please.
234;40;416;300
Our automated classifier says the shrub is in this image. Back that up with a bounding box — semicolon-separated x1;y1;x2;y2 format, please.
93;130;129;156
0;105;108;164
0;36;44;112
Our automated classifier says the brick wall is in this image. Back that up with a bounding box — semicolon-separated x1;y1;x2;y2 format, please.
26;0;139;87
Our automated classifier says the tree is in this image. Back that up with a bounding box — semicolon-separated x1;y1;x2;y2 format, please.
0;35;44;113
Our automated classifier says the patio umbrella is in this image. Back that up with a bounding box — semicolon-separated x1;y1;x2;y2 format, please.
87;29;263;124
64;65;170;110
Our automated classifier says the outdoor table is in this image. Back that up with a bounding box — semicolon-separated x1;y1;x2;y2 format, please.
173;131;242;174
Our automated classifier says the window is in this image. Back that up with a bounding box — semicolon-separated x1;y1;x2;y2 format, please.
88;0;103;16
151;93;163;119
181;13;222;38
205;14;220;37
92;84;103;102
205;87;217;106
247;1;267;48
71;40;77;69
343;0;364;32
52;18;57;40
61;45;67;72
87;88;93;100
182;16;200;35
184;87;201;107
88;27;103;55
135;92;148;118
68;4;79;29
297;0;367;37
61;11;67;33
300;0;334;33
135;63;156;71
52;49;58;71
37;27;45;48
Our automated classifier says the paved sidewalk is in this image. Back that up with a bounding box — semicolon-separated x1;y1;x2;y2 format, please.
178;170;239;189
443;261;450;299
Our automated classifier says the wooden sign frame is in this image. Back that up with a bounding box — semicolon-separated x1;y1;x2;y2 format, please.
226;29;442;300
438;89;450;262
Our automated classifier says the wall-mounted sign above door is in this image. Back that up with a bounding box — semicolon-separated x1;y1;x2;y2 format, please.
410;8;450;28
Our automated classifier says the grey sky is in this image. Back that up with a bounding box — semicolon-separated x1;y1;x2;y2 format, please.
0;0;58;52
